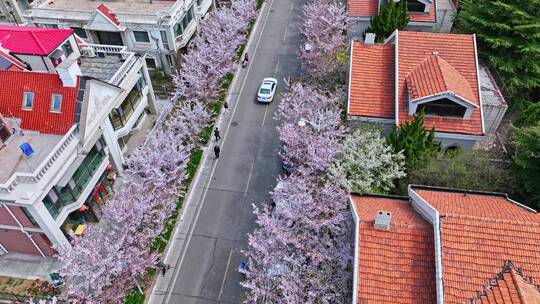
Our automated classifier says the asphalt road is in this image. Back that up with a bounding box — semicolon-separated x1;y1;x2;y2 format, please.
164;1;303;303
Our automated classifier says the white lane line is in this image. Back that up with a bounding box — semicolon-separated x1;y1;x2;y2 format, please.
218;249;234;300
163;0;275;301
282;26;288;42
261;105;269;126
290;1;294;13
274;57;280;75
244;161;255;195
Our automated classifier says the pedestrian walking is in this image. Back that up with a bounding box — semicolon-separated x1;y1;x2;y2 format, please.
223;101;229;111
214;145;221;158
242;52;249;67
157;260;170;276
214;128;221;141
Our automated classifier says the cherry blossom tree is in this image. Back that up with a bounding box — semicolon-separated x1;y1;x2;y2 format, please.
299;0;347;83
329;127;406;193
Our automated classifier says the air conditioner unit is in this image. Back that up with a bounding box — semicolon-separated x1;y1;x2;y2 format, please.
81;46;96;57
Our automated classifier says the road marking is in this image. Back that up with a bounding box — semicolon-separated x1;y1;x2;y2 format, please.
261;105;269;126
274;57;280;75
163;0;276;302
282;26;288;42
218;249;234;300
290;1;294;13
244;160;255;195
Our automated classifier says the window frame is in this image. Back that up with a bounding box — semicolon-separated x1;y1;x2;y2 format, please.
145;57;156;69
50;94;62;112
133;31;151;43
22;92;34;110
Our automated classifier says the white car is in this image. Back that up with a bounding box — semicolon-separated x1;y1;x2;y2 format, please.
257;78;277;103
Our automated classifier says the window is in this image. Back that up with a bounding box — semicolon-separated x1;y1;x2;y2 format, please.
22;92;34;109
145;57;156;69
166;54;174;67
417;99;467;118
407;0;426;12
44;24;58;29
160;31;170;50
51;94;62;112
133;31;150;43
71;27;88;39
174;6;194;37
61;42;73;57
109;77;145;130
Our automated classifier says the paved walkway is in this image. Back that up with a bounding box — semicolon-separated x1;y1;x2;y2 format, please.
146;0;304;303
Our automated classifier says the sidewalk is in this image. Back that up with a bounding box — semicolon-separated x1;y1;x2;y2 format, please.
145;2;271;303
0;253;60;281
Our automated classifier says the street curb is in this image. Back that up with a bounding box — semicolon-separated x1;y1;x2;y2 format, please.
145;2;270;303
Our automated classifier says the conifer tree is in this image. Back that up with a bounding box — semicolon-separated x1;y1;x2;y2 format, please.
364;0;409;42
455;0;540;96
386;111;439;171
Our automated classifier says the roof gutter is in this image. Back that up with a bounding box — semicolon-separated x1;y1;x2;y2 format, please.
408;186;444;304
347;40;353;117
349;196;360;304
472;34;486;135
394;30;399;127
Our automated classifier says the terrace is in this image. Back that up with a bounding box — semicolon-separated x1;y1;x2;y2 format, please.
78;44;138;86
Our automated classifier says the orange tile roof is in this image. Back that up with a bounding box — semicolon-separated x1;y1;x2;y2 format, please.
409;9;436;23
349;42;395;118
348;31;484;135
351;195;436;304
406;55;476;104
397;31;483;135
412;187;540;304
473;263;540;304
348;0;379;17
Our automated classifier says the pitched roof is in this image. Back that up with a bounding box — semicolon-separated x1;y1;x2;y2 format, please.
349;42;395;118
0;25;73;56
97;4;121;26
347;0;379;17
409;10;436;23
411;187;540;304
472;261;540;304
397;31;483;135
0;70;79;134
0;50;26;71
351;195;436;304
406;55;476;104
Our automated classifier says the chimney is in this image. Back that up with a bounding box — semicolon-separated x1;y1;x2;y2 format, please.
56;59;81;88
364;33;376;45
374;211;392;230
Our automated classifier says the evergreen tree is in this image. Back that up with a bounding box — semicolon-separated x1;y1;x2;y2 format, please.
455;0;540;97
386;111;439;171
364;0;409;42
512;123;540;208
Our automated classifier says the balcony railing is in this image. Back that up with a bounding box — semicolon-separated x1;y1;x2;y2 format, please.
83;43;139;86
0;125;79;193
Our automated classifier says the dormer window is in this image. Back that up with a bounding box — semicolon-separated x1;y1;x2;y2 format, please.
417;99;467;118
407;0;426;12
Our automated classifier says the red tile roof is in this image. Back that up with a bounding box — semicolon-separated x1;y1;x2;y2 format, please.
0;50;26;71
347;31;484;136
0;70;78;134
474;263;540;304
351;195;436;304
397;31;483;135
0;25;73;56
409;9;436;23
405;55;477;104
348;0;379;17
349;42;395;118
412;188;540;304
97;4;121;26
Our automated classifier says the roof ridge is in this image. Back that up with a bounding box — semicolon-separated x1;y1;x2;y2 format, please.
28;31;46;54
442;213;540;226
433;55;450;92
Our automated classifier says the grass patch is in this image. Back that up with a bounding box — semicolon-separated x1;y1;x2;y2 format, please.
256;0;264;10
186;149;203;181
220;73;234;90
125;290;145;304
199;125;213;144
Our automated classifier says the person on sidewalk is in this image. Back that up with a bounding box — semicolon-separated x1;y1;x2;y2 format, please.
224;101;229;111
157;260;170;276
214;128;221;141
214;145;221;158
242;52;249;67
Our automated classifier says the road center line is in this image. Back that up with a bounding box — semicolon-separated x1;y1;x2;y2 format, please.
282;26;288;42
261;105;269;126
244;160;255;195
274;57;280;75
162;0;275;301
218;249;234;300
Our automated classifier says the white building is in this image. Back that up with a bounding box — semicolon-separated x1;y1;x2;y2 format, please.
23;0;213;75
0;25;156;257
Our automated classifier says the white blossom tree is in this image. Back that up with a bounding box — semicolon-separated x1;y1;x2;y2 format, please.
329;127;406;193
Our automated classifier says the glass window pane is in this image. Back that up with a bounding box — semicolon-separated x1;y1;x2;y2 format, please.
71;27;88;38
23;92;33;109
133;31;150;43
51;94;62;112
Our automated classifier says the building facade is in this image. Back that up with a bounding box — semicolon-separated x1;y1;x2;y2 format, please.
0;26;156;257
22;0;213;75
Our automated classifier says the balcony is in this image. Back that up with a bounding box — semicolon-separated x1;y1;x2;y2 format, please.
43;138;108;220
79;44;139;86
0;125;79;194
